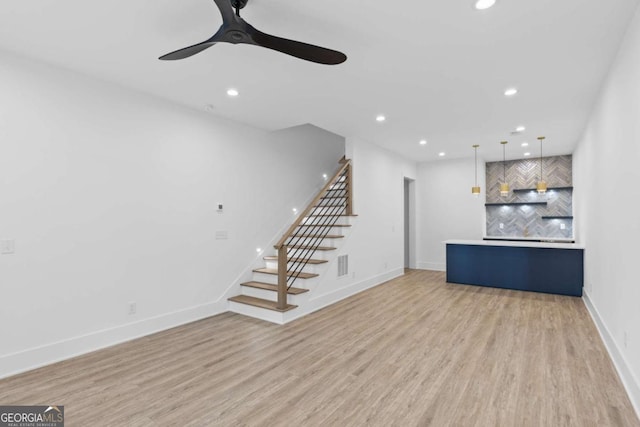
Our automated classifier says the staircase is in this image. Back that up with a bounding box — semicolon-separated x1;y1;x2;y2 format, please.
228;158;355;322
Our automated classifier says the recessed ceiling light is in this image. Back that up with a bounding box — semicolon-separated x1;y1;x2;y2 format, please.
439;152;446;157
226;88;239;97
504;88;518;97
420;140;428;146
516;126;526;132
474;0;496;10
524;152;531;156
521;142;529;147
376;115;386;122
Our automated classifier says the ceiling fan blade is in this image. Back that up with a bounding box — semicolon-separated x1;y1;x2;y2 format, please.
159;0;232;61
159;40;217;61
158;2;347;64
213;0;236;25
250;30;347;65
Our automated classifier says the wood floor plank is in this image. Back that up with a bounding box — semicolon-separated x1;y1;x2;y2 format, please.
0;270;637;427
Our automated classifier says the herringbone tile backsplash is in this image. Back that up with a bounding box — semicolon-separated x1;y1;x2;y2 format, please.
485;155;573;239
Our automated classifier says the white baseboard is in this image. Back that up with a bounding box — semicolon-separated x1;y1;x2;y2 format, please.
0;300;227;380
283;268;405;324
417;262;445;271
583;290;640;420
228;300;285;325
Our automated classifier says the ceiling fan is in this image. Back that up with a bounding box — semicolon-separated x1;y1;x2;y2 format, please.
159;0;347;65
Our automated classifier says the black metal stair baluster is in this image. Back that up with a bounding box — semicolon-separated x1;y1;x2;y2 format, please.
285;173;347;288
286;172;349;290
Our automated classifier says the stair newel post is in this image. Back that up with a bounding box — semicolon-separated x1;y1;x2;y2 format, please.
277;245;288;310
346;162;354;216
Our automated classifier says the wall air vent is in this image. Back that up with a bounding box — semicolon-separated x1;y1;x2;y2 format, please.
337;255;348;277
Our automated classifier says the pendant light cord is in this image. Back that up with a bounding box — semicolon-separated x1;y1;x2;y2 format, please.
503;143;506;183
539;138;543;181
475;146;478;186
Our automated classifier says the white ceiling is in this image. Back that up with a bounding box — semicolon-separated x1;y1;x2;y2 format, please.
1;0;638;162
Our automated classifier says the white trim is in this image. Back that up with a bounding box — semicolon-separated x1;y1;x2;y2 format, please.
0;301;227;380
417;262;446;271
583;290;640;420
445;239;583;250
228;301;285;325
283;268;404;323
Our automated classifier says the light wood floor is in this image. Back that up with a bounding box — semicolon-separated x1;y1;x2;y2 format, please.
1;270;638;426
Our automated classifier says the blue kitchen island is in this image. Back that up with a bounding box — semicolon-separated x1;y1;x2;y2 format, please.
445;239;584;297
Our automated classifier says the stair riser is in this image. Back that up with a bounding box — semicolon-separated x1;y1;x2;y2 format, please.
300;217;353;227
263;260;325;271
263;250;333;262
228;301;285;324
315;200;346;205
296;225;350;234
312;206;347;214
252;272;319;285
284;237;343;247
241;286;307;304
286;249;335;260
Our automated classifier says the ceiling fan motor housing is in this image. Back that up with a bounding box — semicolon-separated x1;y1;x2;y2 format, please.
232;0;249;10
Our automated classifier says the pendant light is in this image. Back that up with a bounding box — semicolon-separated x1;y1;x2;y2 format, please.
536;136;547;193
472;144;481;196
500;141;509;196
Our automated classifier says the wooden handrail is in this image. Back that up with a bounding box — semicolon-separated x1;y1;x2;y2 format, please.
274;159;351;250
274;158;352;310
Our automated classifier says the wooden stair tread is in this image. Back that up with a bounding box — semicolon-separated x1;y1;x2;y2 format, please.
320;195;346;199
297;224;352;228
306;214;358;217
263;256;328;264
241;281;309;295
297;234;344;239
228;295;297;312
288;245;337;251
253;268;319;279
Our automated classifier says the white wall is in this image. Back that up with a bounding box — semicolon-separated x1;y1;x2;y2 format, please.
573;3;640;414
416;158;486;271
343;137;417;277
282;137;417;321
0;51;344;378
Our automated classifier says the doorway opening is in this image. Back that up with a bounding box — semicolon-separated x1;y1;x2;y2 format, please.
404;177;416;269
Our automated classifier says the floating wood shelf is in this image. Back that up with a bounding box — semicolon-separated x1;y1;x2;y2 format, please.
485;202;548;207
512;186;574;193
541;216;574;220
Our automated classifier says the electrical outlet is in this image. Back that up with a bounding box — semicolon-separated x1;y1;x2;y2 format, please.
384;262;388;270
560;223;566;230
499;223;504;229
127;302;137;316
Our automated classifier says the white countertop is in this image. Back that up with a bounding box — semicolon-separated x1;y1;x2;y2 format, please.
445;239;585;250
481;236;575;243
